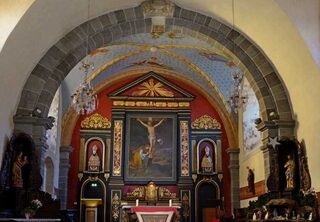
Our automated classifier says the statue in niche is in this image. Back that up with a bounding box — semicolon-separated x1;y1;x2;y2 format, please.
284;155;295;189
247;166;255;194
88;145;100;172
12;152;28;188
201;146;213;173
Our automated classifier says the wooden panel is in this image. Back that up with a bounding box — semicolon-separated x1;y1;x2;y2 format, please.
240;180;265;200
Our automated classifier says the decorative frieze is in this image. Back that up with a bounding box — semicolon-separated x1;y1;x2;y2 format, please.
180;121;190;176
112;120;123;176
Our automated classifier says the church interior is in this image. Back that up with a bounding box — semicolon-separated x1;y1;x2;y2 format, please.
0;0;319;221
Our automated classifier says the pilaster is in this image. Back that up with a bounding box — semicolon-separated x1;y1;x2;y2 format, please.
227;147;240;212
59;146;73;210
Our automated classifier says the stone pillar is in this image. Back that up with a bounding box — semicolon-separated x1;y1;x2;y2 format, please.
59;146;73;210
227;147;240;212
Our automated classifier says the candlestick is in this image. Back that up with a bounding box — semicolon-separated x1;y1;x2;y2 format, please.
169;199;172;206
136;199;139;206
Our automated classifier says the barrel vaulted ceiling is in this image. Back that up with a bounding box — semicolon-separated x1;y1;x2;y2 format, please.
62;33;240;113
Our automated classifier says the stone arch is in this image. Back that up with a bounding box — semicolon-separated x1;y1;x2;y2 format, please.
16;4;293;127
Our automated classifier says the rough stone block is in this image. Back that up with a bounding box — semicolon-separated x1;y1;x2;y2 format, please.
110;25;122;39
19;90;39;110
218;23;232;36
194;13;206;25
46;45;67;63
89;17;104;33
124;8;135;20
44;78;59;95
38;90;54;107
173;5;181;18
64;54;77;68
38;54;59;72
32;64;52;81
56;61;71;74
24;75;45;94
259;62;274;76
134;19;146;33
180;9;196;21
71;43;86;61
134;6;144;19
208;19;221;31
91;33;104;48
107;12;118;25
115;10;126;23
120;22;132;36
245;45;260;58
101;28;113;43
99;14;112;28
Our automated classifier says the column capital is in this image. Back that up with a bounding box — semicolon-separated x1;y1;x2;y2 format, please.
13;115;55;130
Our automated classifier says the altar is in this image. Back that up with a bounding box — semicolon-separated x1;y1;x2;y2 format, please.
122;206;179;222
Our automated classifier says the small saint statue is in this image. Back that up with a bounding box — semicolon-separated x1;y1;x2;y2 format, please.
12;152;28;188
247;166;255;194
88;145;100;172
284;155;295;189
201;146;213;173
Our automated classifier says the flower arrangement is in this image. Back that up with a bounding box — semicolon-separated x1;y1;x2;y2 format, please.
23;199;42;216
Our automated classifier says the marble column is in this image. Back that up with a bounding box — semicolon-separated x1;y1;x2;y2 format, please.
59;146;73;210
227;147;240;212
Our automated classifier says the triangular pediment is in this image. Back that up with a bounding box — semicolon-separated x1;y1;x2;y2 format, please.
109;72;194;101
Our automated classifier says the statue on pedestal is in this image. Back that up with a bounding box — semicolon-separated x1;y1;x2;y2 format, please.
88;145;100;172
12;152;28;188
201;146;213;173
284;155;295;189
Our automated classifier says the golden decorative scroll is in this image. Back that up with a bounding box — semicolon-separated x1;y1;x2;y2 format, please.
191;115;221;130
180;121;190;176
80;113;111;129
112;120;123;176
158;187;177;199
126;187;145;199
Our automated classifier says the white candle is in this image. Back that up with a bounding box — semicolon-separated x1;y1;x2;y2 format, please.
169;199;172;206
136;199;139;206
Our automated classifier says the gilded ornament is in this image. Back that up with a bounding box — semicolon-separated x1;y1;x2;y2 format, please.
191;115;221;130
80;113;111;129
132;78;174;97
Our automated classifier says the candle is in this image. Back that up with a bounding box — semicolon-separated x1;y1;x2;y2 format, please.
136;199;139;206
169;199;172;206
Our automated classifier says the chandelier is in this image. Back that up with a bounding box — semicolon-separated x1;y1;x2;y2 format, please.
71;0;97;115
228;69;247;113
227;0;247;113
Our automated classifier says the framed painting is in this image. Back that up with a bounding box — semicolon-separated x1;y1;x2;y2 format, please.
125;113;177;182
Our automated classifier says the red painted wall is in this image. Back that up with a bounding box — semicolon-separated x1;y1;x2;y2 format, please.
68;75;231;215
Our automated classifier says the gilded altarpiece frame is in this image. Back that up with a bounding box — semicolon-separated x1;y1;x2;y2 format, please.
112;120;123;177
180;121;190;176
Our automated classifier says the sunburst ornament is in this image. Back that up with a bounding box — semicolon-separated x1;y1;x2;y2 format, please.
132;78;174;97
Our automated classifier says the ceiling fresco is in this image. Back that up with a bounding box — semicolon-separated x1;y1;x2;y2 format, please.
62;33;250;113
